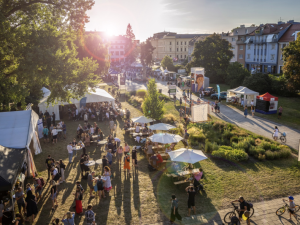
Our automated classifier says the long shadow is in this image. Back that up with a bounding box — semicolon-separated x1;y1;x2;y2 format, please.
114;161;123;215
123;170;132;225
132;165;141;220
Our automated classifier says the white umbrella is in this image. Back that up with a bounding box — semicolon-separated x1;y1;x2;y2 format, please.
131;116;154;123
148;123;176;131
168;148;207;164
149;133;183;144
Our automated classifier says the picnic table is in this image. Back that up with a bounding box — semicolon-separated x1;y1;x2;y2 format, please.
132;132;150;137
97;140;107;151
85;160;96;167
73;146;82;156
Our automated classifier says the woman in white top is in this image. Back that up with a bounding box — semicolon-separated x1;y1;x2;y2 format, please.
52;127;58;144
135;125;140;133
90;126;94;135
84;113;88;122
273;126;279;141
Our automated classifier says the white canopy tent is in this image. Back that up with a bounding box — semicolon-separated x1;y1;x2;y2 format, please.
38;88;115;121
226;86;259;106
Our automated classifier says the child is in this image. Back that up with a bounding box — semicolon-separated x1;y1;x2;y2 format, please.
285;196;297;221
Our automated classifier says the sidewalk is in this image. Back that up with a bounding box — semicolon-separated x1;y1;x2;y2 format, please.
155;81;300;151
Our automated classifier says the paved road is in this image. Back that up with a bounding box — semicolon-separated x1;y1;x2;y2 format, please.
125;78;300;150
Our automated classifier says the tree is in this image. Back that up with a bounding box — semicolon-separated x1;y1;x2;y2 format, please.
124;23;136;64
226;62;251;88
142;79;164;120
283;35;300;92
189;33;233;83
140;40;155;78
161;55;175;71
0;0;105;111
242;73;272;94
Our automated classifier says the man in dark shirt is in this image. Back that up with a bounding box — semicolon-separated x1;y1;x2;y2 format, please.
231;196;250;225
45;155;54;180
46;116;52;130
52;112;56;126
185;186;196;216
39;111;43;119
44;110;50;117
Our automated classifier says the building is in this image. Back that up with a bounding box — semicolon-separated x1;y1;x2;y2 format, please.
221;25;257;64
148;32;210;61
244;21;297;74
277;23;300;74
188;36;207;62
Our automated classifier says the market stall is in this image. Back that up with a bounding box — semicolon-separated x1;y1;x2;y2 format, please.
226;86;259;107
255;92;278;114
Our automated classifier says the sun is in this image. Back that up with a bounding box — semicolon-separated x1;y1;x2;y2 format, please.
105;27;116;36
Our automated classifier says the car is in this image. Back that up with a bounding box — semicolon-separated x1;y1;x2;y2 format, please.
204;87;215;96
210;91;227;100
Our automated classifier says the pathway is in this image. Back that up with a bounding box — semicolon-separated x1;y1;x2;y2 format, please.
124;78;300;150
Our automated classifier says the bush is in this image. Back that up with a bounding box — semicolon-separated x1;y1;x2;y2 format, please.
270;144;281;152
213;121;225;131
279;148;291;158
255;138;262;145
245;137;255;146
219;146;233;151
226;123;234;131
223;129;233;139
233;140;251;152
255;147;265;155
190;134;206;143
136;89;147;98
265;150;274;160
230;136;239;144
162;113;177;123
187;127;202;136
260;140;272;150
205;139;218;153
258;154;266;161
212;149;248;162
248;146;256;156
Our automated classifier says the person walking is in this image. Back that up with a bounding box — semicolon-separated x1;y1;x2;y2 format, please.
124;153;131;175
170;194;182;224
34;178;43;201
106;149;113;167
251;106;255;117
117;145;123;165
97;176;105;200
61;212;75;225
85;205;96;225
88;172;95;198
45;155;54;181
59;159;66;183
278;106;283;119
51;127;58;144
217;101;221;113
25;190;38;223
42;126;49;143
103;166;112;194
244;106;248;118
67;143;73;163
273;126;279;141
15;187;25;215
109;118;115;134
74;186;83;214
50;180;58;210
132;146;137;168
185;186;196;217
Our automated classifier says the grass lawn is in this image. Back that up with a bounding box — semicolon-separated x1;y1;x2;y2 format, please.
27;95;300;225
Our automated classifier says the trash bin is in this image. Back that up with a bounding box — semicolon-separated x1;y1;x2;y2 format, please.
159;89;162;93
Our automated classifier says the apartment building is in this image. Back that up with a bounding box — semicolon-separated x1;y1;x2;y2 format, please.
277;24;300;74
148;32;210;61
221;25;257;64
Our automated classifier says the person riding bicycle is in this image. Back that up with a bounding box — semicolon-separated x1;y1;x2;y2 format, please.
284;196;297;221
231;196;250;225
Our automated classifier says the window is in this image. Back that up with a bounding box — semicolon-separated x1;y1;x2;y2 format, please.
232;54;235;58
170;42;172;45
247;54;250;59
239;45;243;50
181;41;182;45
170;48;172;52
181;55;182;58
232;45;235;50
181;48;182;51
232;38;235;41
246;29;248;34
271;44;275;50
177;48;178;51
184;48;186;51
247;45;250;50
115;51;119;55
239;54;243;59
120;51;124;55
111;51;114;56
184;55;186;58
185;41;186;45
271;54;275;60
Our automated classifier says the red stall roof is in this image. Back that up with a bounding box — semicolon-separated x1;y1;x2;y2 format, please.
256;92;278;101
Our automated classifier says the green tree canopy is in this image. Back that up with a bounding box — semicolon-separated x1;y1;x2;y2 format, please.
283;35;300;92
242;73;272;94
188;33;233;83
0;0;105;111
161;55;175;71
226;62;251;88
142;79;164;120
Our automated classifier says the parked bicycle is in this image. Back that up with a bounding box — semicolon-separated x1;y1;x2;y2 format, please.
272;132;287;144
224;202;254;224
276;199;300;221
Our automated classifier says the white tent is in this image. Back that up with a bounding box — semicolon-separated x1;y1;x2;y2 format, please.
226;86;259;107
0;110;41;154
38;88;115;121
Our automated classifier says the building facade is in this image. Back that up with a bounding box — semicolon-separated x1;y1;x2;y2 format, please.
277;24;300;74
148;32;210;61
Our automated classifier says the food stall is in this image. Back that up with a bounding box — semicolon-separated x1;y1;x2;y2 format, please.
226;86;259;106
255;92;278;114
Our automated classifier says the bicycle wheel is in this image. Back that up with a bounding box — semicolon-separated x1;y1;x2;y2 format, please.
249;207;255;218
276;206;286;216
295;205;300;212
224;211;236;223
280;136;286;144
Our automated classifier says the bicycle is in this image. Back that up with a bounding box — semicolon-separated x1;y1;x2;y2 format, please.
224;203;254;224
272;132;287;144
276;199;300;221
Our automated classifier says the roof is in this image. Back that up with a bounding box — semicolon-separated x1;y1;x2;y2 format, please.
0;110;39;149
257;92;278;101
189;36;207;45
150;32;210;40
0;145;26;191
175;34;209;39
278;24;300;42
248;23;291;36
228;86;259;95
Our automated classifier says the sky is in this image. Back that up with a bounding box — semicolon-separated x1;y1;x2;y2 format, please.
85;0;300;41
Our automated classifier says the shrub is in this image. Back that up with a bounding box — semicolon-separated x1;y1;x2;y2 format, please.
205;139;218;153
213;121;225;131
270;144;281;152
226;123;234;131
223;129;233;140
190;134;206;143
260;140;272;150
162;113;176;123
187;127;202;136
279;148;291;158
258;154;266;161
219;146;233;151
230;136;239;145
265;150;274;160
234;140;251;152
212;149;248;162
255;138;262;145
255;147;265;155
136;89;147;98
245;137;255;146
273;151;280;159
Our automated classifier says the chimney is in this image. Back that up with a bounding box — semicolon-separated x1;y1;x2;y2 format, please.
240;25;245;28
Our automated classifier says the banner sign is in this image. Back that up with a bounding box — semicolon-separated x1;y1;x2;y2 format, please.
169;85;177;95
217;84;220;99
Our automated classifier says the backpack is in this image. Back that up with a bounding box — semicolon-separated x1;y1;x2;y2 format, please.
248;202;253;208
230;216;240;225
39;178;45;187
86;210;94;223
97;180;103;190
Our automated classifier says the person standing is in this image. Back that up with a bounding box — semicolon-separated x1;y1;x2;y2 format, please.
52;127;58;144
106;149;113;167
59;159;66;183
34;178;43;201
97;176;105;199
67;143;73;163
45;155;54;180
244;106;248;118
75;108;79;121
88;172;95;198
15;187;25;215
50;180;58;210
62;121;66;139
85;205;96;225
109;118;115;134
278;106;283;119
25;190;38;223
47;115;52;130
124;153;131;175
43;126;49;143
131;146;137;168
75;186;83;214
217;101;221;113
117;146;123;165
170;194;182;224
185;186;196;216
251;106;255;117
103;166;112;194
61;212;75;225
84;113;88;123
231;197;250;225
52;112;56;126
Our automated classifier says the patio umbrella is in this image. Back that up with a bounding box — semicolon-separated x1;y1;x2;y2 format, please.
149;133;183;144
148;123;176;131
168;148;207;164
131;116;154;123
